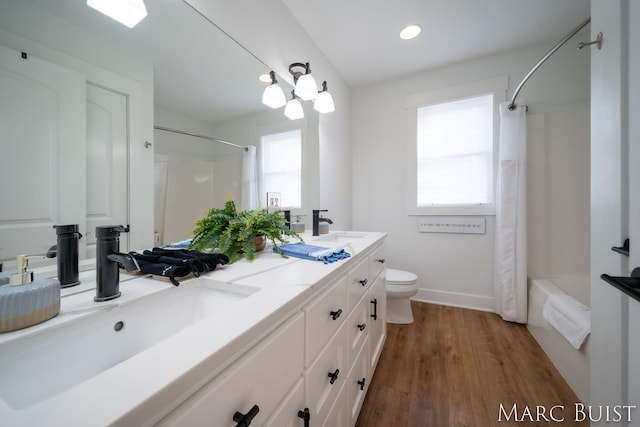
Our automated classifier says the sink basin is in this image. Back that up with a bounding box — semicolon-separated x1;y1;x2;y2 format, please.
314;232;368;244
0;278;258;409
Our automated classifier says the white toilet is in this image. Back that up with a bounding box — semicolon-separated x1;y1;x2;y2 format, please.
385;268;419;324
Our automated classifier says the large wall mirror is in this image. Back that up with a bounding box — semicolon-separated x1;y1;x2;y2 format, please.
0;0;318;263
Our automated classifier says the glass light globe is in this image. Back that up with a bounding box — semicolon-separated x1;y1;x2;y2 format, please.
294;73;318;101
284;98;304;120
313;91;335;114
262;84;286;109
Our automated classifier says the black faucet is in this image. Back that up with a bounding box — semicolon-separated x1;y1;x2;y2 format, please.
95;225;139;302
283;210;291;229
312;209;333;236
51;224;83;288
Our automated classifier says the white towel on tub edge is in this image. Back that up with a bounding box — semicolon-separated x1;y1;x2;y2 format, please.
542;294;590;350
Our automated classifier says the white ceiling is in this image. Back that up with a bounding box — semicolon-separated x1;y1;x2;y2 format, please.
282;0;591;88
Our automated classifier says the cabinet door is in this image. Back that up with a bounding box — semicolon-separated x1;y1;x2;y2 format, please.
0;45;85;261
158;313;304;426
322;380;349;427
264;378;307;427
347;335;370;427
305;322;348;425
369;274;387;371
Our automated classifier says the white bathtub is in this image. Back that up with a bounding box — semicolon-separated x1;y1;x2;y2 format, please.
527;277;590;403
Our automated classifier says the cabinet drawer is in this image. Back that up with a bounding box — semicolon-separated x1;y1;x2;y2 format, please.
305;322;348;425
305;276;347;365
264;378;306;427
322;379;348;427
347;336;371;427
368;244;387;281
347;294;370;372
158;312;304;427
347;259;370;313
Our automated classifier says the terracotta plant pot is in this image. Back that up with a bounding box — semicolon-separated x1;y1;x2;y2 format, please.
254;236;266;252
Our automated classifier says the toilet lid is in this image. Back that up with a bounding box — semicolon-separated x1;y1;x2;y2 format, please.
386;268;417;285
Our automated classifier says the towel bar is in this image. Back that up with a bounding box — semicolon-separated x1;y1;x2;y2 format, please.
601;267;640;302
611;238;630;256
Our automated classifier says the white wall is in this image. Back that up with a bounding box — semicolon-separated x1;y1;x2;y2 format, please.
352;38;590;310
528;107;590;279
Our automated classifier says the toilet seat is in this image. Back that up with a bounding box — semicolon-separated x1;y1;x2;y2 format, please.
386;268;418;285
385;268;418;299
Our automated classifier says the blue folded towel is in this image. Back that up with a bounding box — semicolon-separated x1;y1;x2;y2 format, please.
162;239;192;249
276;243;351;264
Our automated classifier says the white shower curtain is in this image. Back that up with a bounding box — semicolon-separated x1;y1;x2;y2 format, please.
241;145;258;210
494;102;527;323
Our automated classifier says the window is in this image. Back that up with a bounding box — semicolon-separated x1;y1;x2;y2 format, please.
407;76;507;215
417;94;493;206
260;129;302;208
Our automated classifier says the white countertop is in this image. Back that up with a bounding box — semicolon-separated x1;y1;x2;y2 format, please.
0;231;385;427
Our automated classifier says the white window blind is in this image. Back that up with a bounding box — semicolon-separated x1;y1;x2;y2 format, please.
416;94;494;206
260;129;302;208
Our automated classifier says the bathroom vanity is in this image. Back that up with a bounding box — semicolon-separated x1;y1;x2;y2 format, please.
0;231;386;427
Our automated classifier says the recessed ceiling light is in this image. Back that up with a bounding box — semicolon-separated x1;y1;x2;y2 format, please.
400;24;422;40
259;73;272;83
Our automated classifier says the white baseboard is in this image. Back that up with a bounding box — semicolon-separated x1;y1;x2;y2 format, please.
412;288;495;313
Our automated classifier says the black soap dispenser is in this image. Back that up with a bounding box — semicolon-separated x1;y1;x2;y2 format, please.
53;224;82;288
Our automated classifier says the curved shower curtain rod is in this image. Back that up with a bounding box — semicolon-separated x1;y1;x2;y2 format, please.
154;125;248;152
508;17;591;111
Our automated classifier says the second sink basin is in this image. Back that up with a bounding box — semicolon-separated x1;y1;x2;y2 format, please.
314;231;368;244
0;278;258;410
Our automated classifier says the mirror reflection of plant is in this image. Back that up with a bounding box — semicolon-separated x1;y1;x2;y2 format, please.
189;200;302;263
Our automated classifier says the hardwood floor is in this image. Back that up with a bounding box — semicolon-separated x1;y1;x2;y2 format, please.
356;301;586;427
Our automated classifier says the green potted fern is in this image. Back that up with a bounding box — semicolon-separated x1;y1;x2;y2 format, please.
189;200;302;263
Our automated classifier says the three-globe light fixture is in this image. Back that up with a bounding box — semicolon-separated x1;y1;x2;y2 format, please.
261;62;335;120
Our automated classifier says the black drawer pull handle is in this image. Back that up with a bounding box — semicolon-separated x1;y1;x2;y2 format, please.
358;323;367;331
328;368;340;384
297;408;311;427
358;377;366;391
371;298;378;320
330;309;342;320
376;258;386;264
233;404;259;427
359;278;368;286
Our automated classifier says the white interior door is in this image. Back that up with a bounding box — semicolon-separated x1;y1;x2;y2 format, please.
85;83;129;257
0;44;85;262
